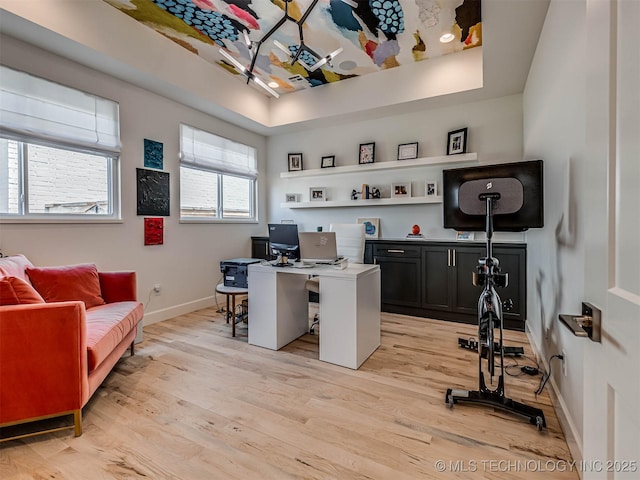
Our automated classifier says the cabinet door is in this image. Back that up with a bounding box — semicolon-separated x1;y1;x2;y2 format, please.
375;257;421;308
421;246;453;311
492;247;525;320
450;245;484;315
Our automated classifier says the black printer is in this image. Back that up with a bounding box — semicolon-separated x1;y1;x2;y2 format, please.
220;258;261;288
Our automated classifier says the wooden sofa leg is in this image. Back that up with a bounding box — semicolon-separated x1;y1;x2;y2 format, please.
130;341;135;356
73;409;83;437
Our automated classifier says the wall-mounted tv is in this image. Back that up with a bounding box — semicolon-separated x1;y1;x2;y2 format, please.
442;160;544;232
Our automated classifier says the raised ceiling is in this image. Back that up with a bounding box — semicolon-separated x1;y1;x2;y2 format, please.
104;0;482;97
0;0;548;134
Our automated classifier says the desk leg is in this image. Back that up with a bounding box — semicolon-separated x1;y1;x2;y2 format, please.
248;270;308;350
319;269;381;369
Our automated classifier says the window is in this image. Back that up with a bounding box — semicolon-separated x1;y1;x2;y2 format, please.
0;66;121;221
180;124;257;221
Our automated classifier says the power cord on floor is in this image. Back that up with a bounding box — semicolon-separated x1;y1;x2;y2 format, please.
535;354;564;396
214;275;225;314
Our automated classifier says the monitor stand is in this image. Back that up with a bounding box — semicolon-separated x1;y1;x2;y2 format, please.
273;254;292;267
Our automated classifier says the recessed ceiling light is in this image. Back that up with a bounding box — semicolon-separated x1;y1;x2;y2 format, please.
268;81;279;89
440;33;455;43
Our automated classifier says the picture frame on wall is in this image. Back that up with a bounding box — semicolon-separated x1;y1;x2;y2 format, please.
426;180;437;197
321;155;335;168
397;142;418;160
391;182;411;198
447;128;468;155
310;187;326;201
358;142;375;164
288;153;303;171
357;217;380;239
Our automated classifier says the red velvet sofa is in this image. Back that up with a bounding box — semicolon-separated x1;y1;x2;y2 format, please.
0;255;144;440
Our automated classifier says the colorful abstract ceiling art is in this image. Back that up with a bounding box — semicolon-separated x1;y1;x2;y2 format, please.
104;0;482;97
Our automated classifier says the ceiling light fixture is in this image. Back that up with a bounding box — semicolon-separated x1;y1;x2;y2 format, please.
219;0;344;97
440;33;455;43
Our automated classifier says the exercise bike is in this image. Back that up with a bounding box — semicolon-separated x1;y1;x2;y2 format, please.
445;192;546;431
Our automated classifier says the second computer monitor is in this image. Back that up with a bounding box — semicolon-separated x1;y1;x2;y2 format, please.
268;223;299;263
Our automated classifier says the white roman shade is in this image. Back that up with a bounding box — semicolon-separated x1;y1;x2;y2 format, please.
0;65;121;154
180;124;257;178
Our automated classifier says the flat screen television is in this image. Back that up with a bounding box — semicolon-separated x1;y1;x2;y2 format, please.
442;160;544;232
268;223;299;261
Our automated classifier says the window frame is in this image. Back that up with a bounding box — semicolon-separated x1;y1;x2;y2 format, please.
179;124;258;224
0;137;122;224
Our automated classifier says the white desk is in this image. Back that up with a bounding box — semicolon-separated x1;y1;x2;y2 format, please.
248;263;381;369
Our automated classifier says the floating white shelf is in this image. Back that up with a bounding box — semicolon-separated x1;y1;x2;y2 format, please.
280;153;478;179
281;196;442;209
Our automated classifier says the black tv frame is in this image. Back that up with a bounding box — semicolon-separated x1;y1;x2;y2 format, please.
442;160;544;232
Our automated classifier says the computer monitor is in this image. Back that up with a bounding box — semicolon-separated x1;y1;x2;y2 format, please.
268;223;299;266
442;160;544;232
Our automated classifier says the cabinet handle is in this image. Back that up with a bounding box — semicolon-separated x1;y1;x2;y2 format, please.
387;249;405;253
265;243;269;256
452;249;456;267
373;258;377;265
448;249;451;267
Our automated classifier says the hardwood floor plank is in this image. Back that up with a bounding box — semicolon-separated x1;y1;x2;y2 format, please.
1;308;577;479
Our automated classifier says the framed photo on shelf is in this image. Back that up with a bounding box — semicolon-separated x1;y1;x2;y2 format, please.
321;155;335;168
359;142;375;164
288;153;303;171
397;142;418;160
391;182;411;198
425;180;437;197
309;187;326;201
357;217;380;239
456;231;475;241
447;128;468;155
285;193;300;203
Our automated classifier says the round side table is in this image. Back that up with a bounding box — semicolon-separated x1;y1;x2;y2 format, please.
215;283;248;337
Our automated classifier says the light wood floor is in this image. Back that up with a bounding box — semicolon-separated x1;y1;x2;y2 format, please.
1;308;577;479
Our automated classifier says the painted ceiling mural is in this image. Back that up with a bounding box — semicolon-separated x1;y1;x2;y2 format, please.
105;0;481;96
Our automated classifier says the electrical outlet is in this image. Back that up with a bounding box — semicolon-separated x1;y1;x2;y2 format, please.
153;284;161;295
562;349;567;376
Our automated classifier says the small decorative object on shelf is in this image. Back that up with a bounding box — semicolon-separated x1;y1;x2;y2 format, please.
391;182;411;198
447;128;468;155
406;223;423;238
310;187;326;201
288;153;303;171
359;142;375;164
357;217;380;238
456;231;475;241
426;180;437;196
370;187;381;199
351;189;360;200
361;183;369;199
285;193;300;203
321;155;335;168
397;142;418;160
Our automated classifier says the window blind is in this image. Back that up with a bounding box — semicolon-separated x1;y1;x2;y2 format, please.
0;65;121;154
180;124;257;178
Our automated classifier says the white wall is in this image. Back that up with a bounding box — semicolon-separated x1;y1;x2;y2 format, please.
267;94;526;242
0;35;268;324
523;0;587;460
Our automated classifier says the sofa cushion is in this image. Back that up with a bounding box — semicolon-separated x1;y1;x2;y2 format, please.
0;255;35;284
85;302;144;371
26;264;106;309
0;276;45;305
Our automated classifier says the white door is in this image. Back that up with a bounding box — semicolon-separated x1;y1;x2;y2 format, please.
583;0;640;478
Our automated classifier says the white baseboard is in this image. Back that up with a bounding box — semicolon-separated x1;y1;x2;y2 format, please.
142;293;226;326
526;324;583;476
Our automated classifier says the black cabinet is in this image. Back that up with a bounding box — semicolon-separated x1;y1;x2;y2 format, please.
251;236;274;260
373;243;422;309
370;240;527;331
